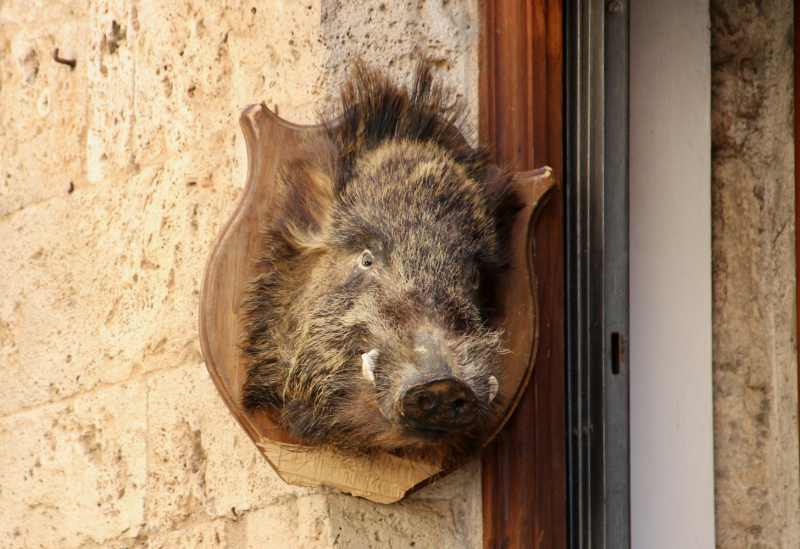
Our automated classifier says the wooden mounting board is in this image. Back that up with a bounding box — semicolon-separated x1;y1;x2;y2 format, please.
198;103;556;504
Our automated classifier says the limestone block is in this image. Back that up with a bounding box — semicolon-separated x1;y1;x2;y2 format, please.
406;457;482;503
86;0;138;185
224;0;327;123
146;363;310;531
244;492;479;549
131;0;325;171
233;496;332;548
147;520;228;549
0;381;147;549
711;0;800;546
0;1;90;216
326;494;480;549
321;463;482;549
0;185;139;411
0;135;244;415
0;190;141;415
319;0;479;120
230;473;480;548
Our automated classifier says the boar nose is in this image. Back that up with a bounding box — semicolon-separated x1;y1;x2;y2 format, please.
396;376;479;431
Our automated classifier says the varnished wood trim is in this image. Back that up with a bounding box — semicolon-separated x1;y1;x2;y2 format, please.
480;0;566;547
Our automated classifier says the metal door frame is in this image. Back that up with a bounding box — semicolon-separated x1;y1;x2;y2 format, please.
564;1;631;547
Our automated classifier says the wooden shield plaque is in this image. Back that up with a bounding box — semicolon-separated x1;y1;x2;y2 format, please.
198;104;556;504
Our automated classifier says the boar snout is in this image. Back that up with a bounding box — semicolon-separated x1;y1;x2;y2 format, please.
413;331;458;375
380;330;485;433
395;375;478;432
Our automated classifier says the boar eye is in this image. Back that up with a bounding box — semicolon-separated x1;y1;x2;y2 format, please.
471;269;480;290
360;250;375;269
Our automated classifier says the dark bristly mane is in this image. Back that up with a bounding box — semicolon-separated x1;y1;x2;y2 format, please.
330;58;491;185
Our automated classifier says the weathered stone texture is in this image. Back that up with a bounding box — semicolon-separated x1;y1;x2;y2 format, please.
319;0;479;118
0;381;147;548
0;0;481;547
146;363;305;531
711;0;800;547
0;0;91;217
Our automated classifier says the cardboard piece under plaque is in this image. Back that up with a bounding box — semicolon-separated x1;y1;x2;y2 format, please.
198;104;556;504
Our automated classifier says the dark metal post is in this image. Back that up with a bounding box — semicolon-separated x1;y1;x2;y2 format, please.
564;0;630;547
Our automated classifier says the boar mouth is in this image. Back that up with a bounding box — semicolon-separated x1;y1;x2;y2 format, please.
397;425;455;442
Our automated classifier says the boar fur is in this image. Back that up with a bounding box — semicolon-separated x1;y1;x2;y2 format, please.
241;58;521;468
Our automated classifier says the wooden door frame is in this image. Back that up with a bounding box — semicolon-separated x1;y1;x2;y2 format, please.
479;1;566;548
480;1;631;548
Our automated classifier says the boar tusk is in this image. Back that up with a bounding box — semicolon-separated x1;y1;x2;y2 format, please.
361;349;379;384
488;376;499;402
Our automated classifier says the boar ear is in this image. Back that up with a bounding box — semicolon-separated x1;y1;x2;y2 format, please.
481;166;523;244
274;138;343;249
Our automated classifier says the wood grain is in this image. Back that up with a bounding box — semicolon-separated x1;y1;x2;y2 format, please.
198;103;555;503
480;0;566;547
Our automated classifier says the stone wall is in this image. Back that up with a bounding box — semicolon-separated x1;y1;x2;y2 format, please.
0;1;482;547
711;0;800;547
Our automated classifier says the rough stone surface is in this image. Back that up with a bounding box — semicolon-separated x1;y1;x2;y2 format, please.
711;0;800;547
0;381;148;548
0;0;481;547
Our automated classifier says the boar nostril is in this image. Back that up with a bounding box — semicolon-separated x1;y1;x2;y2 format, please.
417;393;435;410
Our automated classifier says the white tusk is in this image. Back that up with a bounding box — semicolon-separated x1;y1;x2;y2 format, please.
361;349;379;385
488;376;499;402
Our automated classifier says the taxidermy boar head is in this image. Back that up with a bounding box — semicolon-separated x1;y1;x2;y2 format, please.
241;58;521;467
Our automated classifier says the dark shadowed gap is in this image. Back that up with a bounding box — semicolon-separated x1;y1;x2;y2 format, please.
795;0;799;475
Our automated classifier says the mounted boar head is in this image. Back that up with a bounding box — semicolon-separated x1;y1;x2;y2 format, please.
241;59;521;467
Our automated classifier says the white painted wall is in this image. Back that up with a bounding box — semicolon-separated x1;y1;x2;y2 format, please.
629;0;715;547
